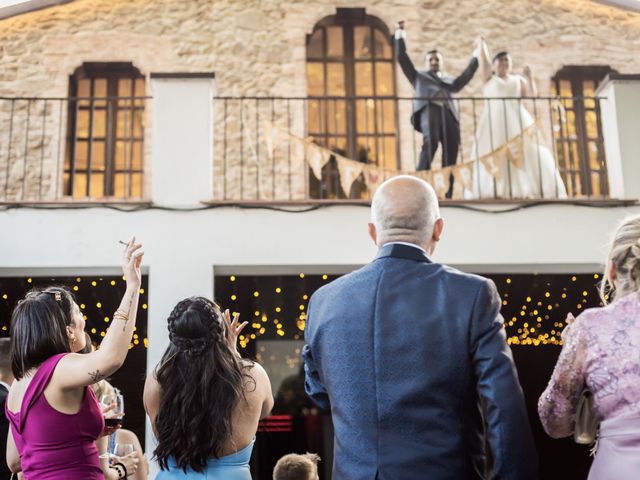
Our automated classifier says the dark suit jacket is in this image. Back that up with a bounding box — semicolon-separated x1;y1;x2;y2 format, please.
0;384;11;480
303;243;537;480
395;37;478;131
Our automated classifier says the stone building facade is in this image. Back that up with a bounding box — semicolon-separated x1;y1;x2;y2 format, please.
1;0;639;201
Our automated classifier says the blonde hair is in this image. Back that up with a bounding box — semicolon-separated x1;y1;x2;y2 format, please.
273;453;320;480
600;214;640;304
92;378;116;400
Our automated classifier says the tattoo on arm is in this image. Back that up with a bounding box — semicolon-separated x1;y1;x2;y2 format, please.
88;370;105;383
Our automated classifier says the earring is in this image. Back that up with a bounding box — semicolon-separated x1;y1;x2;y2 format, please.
71;336;77;345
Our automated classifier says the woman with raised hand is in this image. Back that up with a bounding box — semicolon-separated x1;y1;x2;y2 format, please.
6;237;144;479
539;215;640;479
144;298;273;479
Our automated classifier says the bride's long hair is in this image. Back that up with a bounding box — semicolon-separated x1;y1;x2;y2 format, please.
153;297;254;472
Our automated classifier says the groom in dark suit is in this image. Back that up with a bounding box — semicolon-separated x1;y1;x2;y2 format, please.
395;22;480;198
303;176;537;479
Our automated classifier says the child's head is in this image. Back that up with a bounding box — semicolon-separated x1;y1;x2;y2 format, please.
273;453;320;480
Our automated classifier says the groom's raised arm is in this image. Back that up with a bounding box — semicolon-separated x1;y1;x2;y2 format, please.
470;279;538;480
448;56;479;92
394;31;417;86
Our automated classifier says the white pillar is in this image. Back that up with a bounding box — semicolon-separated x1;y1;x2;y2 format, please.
149;73;216;206
598;74;640;199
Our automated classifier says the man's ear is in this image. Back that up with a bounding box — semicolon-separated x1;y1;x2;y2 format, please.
368;223;377;246
432;218;444;243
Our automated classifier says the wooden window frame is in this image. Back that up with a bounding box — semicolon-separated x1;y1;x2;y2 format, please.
552;65;614;197
65;62;145;199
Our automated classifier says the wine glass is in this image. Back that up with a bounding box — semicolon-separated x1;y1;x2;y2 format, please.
100;389;125;428
112;443;134;457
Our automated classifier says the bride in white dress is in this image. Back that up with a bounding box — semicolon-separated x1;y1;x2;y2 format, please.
469;44;567;199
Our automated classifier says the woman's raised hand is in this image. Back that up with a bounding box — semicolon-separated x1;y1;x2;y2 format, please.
122;236;144;289
223;309;248;357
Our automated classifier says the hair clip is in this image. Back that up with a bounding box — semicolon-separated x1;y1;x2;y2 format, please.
54;292;62;302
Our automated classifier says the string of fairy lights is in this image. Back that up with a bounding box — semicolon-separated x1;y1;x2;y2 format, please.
1;272;603;350
215;272;604;351
223;273;332;350
0;275;149;350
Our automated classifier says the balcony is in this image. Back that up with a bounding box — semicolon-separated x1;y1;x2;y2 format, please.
0;95;149;205
210;95;611;204
2;82;638;206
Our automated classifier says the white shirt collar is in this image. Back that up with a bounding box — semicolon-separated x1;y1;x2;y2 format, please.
383;241;427;253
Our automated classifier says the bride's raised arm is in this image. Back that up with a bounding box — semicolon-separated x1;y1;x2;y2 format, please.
477;37;492;84
520;65;538;97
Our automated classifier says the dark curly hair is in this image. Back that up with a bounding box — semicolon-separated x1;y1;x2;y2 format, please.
153;297;254;473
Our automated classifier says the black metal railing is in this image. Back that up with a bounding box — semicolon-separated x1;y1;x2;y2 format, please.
0;96;148;203
212;95;609;202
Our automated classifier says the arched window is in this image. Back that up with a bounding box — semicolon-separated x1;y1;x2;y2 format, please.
65;62;145;199
306;8;398;197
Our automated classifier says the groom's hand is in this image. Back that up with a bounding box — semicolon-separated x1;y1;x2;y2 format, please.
395;20;406;40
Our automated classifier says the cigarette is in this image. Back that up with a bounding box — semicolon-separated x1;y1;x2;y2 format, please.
118;240;128;246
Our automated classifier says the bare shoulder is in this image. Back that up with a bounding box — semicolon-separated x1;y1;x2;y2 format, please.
242;360;271;392
243;360;268;381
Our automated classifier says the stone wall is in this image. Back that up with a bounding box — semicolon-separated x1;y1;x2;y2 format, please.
1;0;639;201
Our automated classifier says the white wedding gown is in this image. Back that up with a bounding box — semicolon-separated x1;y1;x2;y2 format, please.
469;74;567;199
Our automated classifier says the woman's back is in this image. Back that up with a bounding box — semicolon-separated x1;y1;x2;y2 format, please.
6;353;103;480
144;298;274;479
581;293;640;420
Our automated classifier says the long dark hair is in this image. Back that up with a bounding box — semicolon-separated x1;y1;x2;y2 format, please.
10;287;75;380
153;297;254;472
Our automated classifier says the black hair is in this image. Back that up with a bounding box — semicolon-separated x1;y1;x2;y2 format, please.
10;287;76;380
492;51;509;63
153;297;254;473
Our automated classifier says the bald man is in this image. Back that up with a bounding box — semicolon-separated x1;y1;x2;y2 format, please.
303;176;536;480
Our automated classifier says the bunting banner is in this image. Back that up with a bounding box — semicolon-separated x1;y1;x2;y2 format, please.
505;140;524;169
431;168;450;197
363;166;386;196
306;143;331;180
336;156;364;196
480;153;501;181
279;121;542;199
453;163;474;191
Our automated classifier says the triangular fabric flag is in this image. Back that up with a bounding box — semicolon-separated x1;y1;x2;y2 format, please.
431;169;449;198
363;165;385;196
480;152;500;180
336;155;364;197
453;163;474;191
506;140;524;169
306;143;331;180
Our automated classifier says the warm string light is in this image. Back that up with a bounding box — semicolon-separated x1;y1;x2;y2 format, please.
0;275;149;350
219;273;602;351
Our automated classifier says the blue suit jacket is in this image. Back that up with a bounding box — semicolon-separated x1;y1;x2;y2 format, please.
303;244;537;480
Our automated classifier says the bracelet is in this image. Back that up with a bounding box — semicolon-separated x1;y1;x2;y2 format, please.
112;461;128;478
109;464;124;479
113;309;129;322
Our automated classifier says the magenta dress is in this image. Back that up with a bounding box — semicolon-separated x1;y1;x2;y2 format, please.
6;353;105;479
539;292;640;479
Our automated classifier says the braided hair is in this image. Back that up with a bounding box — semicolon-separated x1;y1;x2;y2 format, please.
153;297;254;473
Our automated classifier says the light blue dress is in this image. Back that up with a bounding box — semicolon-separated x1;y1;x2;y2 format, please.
155;438;254;479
